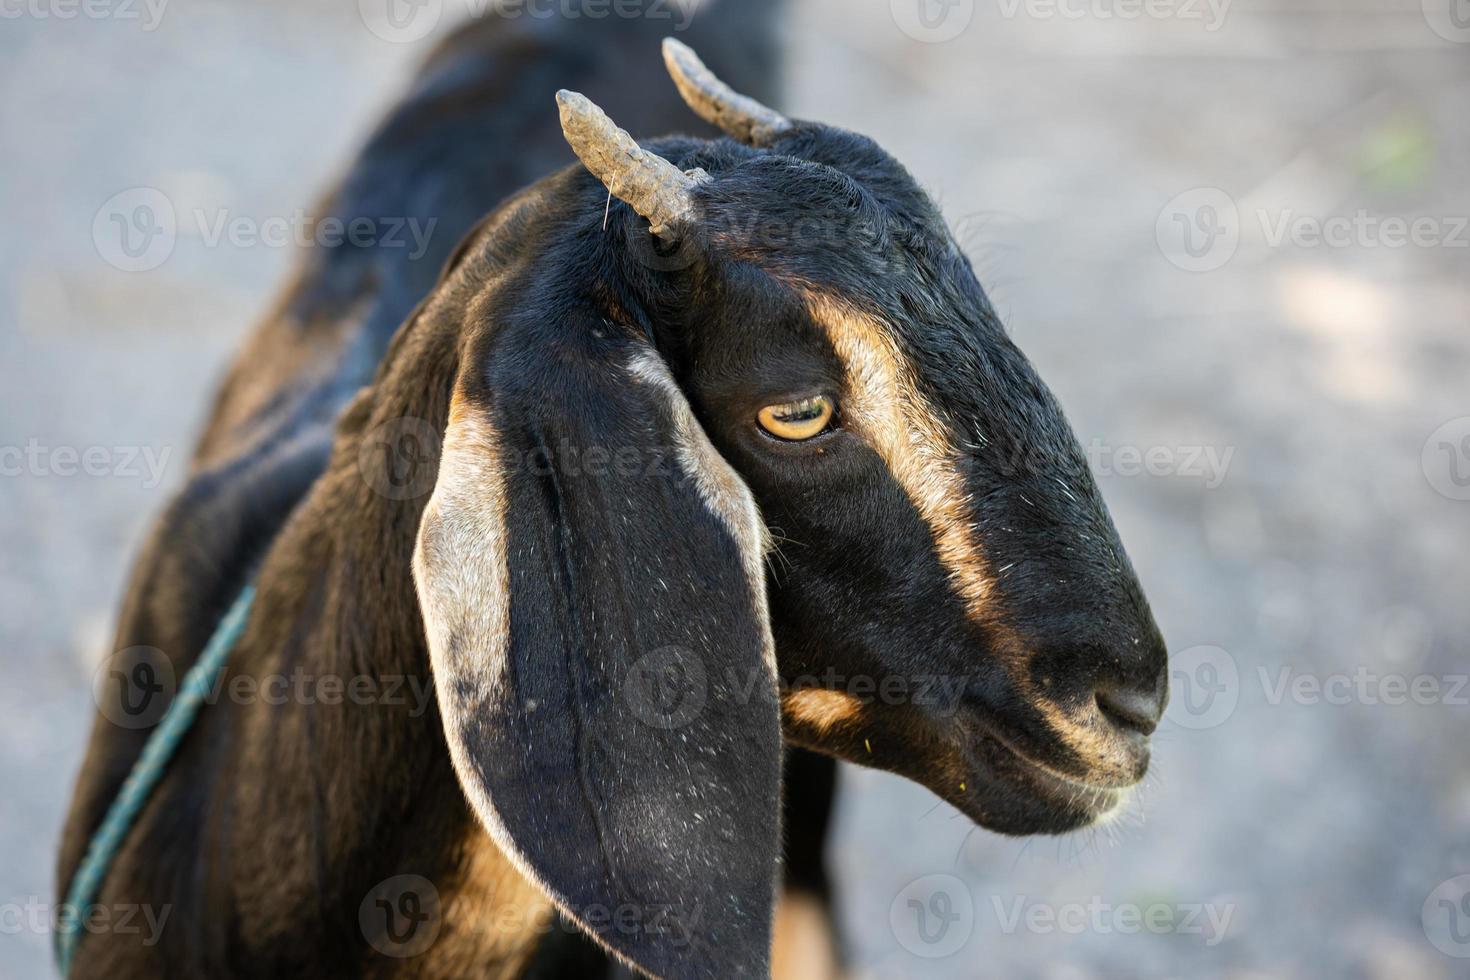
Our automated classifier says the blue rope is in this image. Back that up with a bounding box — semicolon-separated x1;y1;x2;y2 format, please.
56;585;257;976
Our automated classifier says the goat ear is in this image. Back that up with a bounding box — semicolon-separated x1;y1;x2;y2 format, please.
413;334;781;979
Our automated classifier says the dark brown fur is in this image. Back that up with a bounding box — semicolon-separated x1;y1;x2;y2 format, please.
60;4;1168;978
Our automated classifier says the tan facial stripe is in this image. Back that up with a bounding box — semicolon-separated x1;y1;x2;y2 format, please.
782;689;863;734
802;291;993;624
800;294;1140;782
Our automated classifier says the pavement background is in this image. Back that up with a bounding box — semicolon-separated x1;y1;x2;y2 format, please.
2;1;1468;977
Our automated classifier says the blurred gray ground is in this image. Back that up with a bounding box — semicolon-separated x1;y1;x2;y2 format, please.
2;0;1468;977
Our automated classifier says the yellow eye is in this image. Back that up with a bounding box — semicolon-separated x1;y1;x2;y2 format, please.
757;395;834;441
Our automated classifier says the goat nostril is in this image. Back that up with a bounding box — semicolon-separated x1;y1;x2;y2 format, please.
1095;686;1162;737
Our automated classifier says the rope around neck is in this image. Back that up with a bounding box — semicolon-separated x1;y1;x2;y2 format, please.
56;585;257;976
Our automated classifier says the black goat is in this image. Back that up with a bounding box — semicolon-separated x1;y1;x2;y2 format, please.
60;9;1167;980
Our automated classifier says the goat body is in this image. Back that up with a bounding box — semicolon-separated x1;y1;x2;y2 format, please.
59;6;802;978
61;1;1170;976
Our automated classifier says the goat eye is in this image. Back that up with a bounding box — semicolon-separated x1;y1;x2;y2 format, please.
756;395;834;441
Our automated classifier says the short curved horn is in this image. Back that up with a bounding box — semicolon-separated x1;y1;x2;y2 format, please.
556;89;705;237
662;37;792;146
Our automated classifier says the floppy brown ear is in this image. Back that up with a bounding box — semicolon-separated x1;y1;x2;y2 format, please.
413;322;781;979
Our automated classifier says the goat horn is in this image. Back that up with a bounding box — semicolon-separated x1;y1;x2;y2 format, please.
556;89;704;237
662;38;792;146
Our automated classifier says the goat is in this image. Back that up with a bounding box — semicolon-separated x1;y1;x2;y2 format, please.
60;13;1168;980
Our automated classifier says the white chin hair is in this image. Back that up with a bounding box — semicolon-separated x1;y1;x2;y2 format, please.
1092;786;1135;828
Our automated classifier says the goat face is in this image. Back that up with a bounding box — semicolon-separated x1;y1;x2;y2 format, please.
674;139;1169;837
411;41;1167;977
631;44;1168;836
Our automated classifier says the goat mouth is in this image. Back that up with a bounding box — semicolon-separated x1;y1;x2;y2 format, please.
947;727;1128;835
